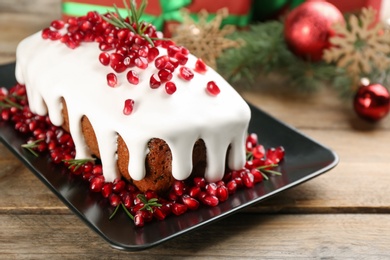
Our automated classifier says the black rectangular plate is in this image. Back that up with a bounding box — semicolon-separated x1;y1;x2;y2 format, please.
0;63;338;251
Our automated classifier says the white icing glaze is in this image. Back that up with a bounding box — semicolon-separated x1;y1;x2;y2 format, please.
15;31;251;183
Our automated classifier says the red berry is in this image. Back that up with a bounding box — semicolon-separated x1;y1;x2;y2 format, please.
149;74;161;89
172;203;188;216
173;180;186;196
99;52;110;66
179;67;194;81
158;69;173;82
227;180;237;194
101;183;113;198
175;52;188;65
250;168;264;183
206;183;218;196
193;177;206;188
165;82;177;95
106;73;117;87
134;212;145;227
90;176;104;192
126;70;139;85
123;99;135;115
51;20;65;30
182;195;200;210
206;81;220;96
252;145;265;159
202;195;219;207
216;186;229;202
148;47;159;62
194;58;207;74
242;172;255;188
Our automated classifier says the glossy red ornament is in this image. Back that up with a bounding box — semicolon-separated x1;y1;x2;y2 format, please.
354;83;390;122
284;0;344;61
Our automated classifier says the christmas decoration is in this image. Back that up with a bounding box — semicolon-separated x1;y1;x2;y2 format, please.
284;1;344;61
354;81;390;121
323;7;390;87
171;8;242;69
61;0;252;37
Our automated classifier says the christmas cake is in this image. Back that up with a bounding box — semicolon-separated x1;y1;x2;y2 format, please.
15;11;251;194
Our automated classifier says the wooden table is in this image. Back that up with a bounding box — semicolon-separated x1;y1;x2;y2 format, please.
1;1;390;259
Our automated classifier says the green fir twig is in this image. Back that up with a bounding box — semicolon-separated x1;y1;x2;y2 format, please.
21;139;44;157
62;158;95;171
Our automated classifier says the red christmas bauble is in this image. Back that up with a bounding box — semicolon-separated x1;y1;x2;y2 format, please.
354;83;390;122
284;0;344;61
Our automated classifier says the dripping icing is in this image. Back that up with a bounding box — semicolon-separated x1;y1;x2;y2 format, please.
15;31;251;183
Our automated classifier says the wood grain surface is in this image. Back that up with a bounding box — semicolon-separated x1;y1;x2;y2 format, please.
1;1;390;259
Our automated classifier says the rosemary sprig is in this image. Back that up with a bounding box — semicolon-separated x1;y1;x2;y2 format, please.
257;164;282;180
62;158;95;171
101;0;155;46
0;97;23;110
109;194;162;221
136;193;162;212
109;203;134;220
21;139;44;157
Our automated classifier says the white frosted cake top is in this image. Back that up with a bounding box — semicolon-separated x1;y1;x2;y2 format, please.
15;30;251;183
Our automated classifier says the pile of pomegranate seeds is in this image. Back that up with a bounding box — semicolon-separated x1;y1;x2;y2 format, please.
41;13;219;114
0;84;285;227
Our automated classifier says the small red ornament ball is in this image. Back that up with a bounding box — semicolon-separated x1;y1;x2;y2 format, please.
354;83;390;122
284;0;344;61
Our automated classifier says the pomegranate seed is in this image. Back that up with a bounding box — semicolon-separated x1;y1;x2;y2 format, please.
206;183;218;196
134;57;148;69
172;203;188;216
155;55;168;70
101;183;113;198
250;168;264;183
189;186;201;198
123;99;135;115
51;20;65;30
182;195;199;210
123;193;133;208
168;57;179;68
173;180;186;196
92;164;103;175
266;147;285;164
106;73;118;87
194;59;207;74
206;81;220;96
252;145;265;159
202;195;219;207
41;28;51;39
242;172;255;188
227;180;237;194
112;179;126;193
165;82;177;95
158;69;173;82
193;177;206;188
179;66;194;81
134;212;145;227
117;28;129;40
148;47;159;62
90;176;104;192
108;194;120;207
153;207;167;221
175;52;188;65
216;186;229;202
149;74;161;89
126;70;139;85
99;52;110;66
180;47;189;55
246;133;258;147
138;45;149;57
167;45;180;57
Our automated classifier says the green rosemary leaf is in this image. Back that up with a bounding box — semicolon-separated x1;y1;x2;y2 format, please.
123;0;133;24
262;169;282;176
137;0;147;22
121;203;134;220
21;139;44;157
109;204;121;220
129;0;138;28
